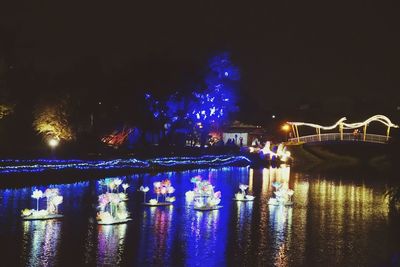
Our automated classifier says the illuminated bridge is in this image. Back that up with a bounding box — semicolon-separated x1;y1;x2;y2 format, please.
287;115;398;145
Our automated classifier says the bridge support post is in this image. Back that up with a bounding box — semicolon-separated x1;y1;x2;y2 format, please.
386;126;391;141
363;124;367;141
339;123;343;140
291;125;296;141
317;128;321;141
295;125;300;143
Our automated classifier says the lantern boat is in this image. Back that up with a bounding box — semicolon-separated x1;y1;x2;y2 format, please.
97;192;132;225
21;188;64;220
141;180;175;206
234;184;255;202
268;182;294;206
187;176;222;211
99;178;129;202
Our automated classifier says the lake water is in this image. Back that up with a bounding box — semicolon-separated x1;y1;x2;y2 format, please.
0;166;399;267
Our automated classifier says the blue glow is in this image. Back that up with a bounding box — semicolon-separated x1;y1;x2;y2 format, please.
0;155;251;174
188;52;239;127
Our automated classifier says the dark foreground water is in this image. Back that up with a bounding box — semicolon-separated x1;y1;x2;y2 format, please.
0;166;399;267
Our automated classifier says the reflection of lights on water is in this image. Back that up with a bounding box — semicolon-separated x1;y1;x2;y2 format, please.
22;220;61;267
97;223;127;266
236;201;254;226
192;210;220;237
269;205;293;267
262;168;270;197
139;204;174;265
248;169;253;193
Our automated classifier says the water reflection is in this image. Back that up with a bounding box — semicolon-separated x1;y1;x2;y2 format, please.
0;166;397;266
185;209;223;266
248;168;254;193
302;177;389;266
96;223;127;266
138;206;174;265
230;201;254;265
269;205;292;267
21;220;61;267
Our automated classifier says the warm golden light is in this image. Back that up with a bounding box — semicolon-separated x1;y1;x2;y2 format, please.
48;138;59;148
287;115;398;131
281;124;290;132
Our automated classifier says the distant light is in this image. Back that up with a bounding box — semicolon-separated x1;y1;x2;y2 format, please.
48;138;59;148
272;115;276;119
281;124;290;132
98;101;102;105
224;72;229;77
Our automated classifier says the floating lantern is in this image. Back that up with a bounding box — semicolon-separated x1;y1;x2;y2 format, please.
268;186;294;206
122;183;129;193
143;179;175;206
140;186;150;203
187;176;222;211
22;188;63;220
234;183;255;202
97;192;132;225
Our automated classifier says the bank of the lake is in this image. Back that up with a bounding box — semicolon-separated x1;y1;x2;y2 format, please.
0;155;252;188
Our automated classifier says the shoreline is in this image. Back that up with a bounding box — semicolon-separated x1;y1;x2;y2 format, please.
0;154;252;189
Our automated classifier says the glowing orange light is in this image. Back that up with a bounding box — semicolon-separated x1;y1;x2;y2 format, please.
281;124;290;132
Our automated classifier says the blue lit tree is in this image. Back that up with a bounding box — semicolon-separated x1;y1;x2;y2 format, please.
143;92;187;145
143;52;240;147
188;52;240;146
142;93;166;144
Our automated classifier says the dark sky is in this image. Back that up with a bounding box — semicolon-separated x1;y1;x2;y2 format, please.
1;1;400;121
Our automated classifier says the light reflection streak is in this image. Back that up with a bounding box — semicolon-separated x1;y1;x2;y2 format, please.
305;177;389;265
234;201;254;261
269;205;293;267
96;223;127;266
150;206;173;263
248;168;254;193
185;209;221;266
21;220;61;267
137;206;174;265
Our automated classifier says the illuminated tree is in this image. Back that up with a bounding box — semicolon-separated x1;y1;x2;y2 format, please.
385;186;400;210
188;52;240;145
0;103;13;119
0;88;14;120
33;97;75;142
142;53;240;146
189;52;239;127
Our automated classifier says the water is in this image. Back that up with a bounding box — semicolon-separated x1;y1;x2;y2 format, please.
0;166;399;267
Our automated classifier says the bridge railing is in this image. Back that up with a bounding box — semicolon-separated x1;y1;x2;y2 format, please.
288;133;389;144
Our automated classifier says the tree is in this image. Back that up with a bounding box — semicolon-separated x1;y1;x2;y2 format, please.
0;103;13;119
385;186;400;210
0;86;14;120
142;52;240;147
188;52;240;146
143;92;190;146
33;96;75;142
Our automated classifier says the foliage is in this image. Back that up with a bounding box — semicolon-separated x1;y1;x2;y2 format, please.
33;96;75;141
385;186;400;208
0;103;14;119
143;52;240;143
189;52;240;128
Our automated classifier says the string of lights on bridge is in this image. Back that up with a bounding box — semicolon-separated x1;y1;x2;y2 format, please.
286;115;399;143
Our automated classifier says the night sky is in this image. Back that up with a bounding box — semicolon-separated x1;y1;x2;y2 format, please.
1;1;400;122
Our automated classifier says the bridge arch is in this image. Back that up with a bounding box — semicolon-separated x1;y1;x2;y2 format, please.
287;115;399;144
